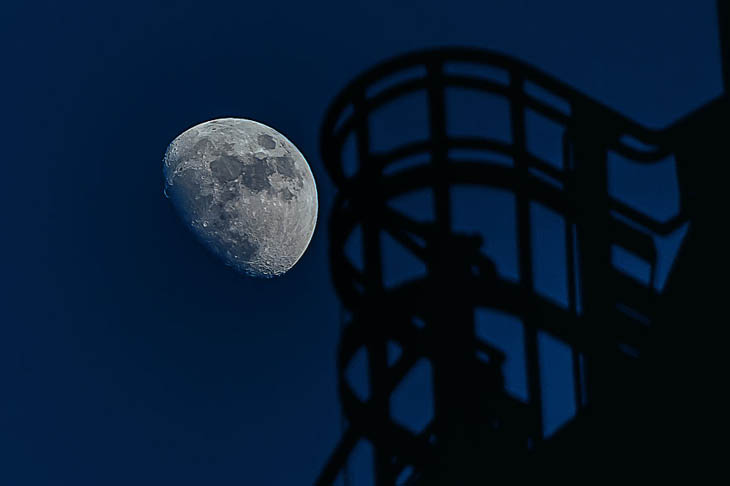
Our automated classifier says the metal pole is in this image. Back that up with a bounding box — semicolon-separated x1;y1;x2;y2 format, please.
719;0;729;93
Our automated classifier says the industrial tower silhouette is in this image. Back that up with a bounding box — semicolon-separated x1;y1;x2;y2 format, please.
317;2;729;483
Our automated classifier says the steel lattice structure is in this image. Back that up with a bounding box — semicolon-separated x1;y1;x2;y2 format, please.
316;9;729;481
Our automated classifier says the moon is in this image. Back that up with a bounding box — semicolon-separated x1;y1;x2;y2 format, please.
163;118;318;278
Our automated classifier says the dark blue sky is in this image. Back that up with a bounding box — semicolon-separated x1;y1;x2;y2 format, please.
1;1;722;485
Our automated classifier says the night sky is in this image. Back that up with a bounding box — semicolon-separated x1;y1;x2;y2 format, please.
1;1;723;485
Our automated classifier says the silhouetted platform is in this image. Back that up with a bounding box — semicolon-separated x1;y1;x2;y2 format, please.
316;43;727;485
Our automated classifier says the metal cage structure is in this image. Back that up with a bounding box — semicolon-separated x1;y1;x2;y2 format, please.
315;41;726;485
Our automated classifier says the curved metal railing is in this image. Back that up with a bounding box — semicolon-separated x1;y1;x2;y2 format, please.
317;47;690;486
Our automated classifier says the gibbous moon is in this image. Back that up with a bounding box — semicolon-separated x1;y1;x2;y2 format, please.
163;118;318;278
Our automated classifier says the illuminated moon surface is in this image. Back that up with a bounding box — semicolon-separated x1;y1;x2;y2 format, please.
163;118;318;278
